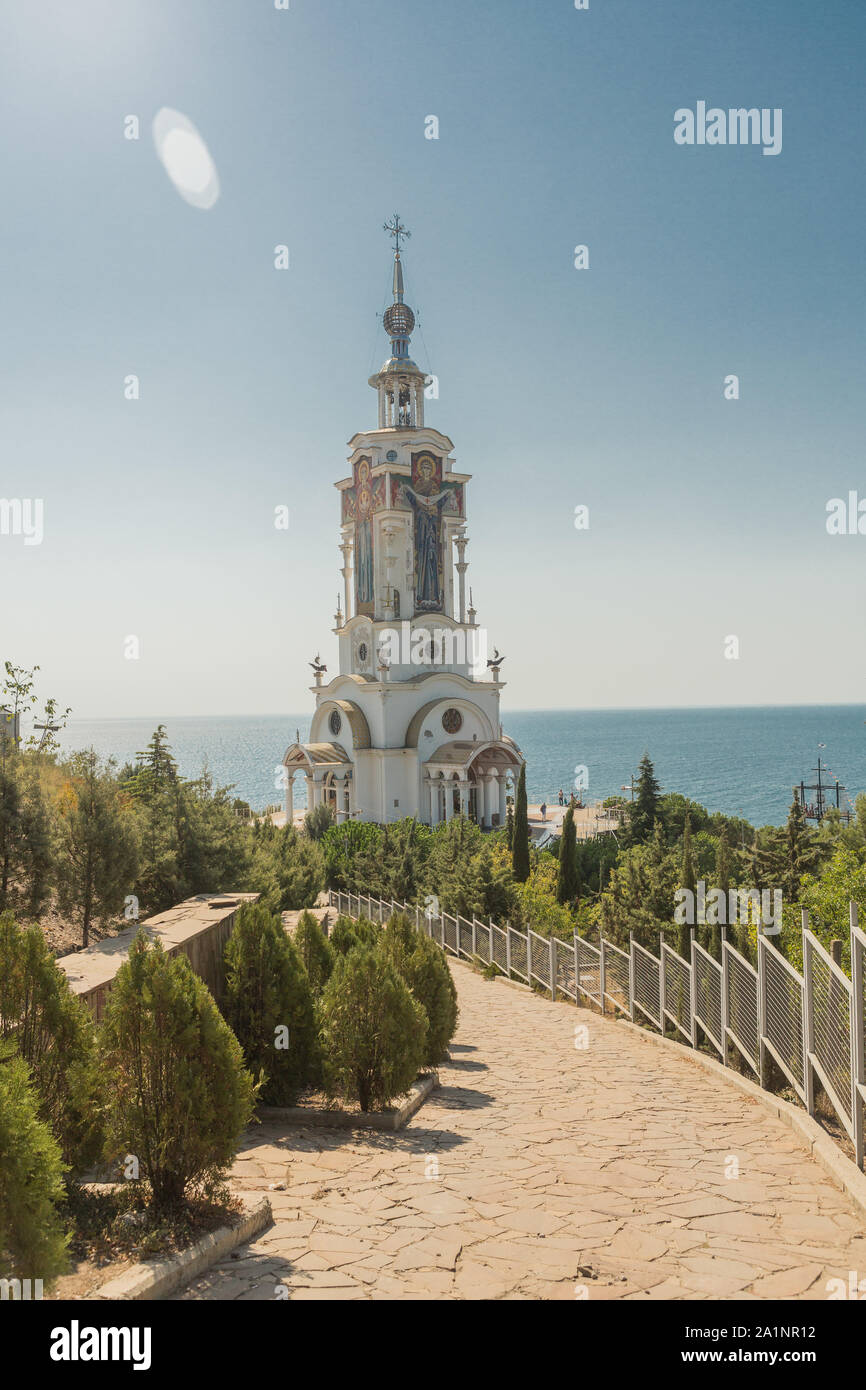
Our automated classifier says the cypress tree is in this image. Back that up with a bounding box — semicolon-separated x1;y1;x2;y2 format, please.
556;805;579;906
511;765;530;884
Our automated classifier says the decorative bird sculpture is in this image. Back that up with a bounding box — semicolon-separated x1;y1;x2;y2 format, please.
309;654;327;676
487;648;505;667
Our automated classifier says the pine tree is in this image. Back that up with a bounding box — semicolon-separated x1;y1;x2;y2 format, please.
511;765;530;883
556;805;579;906
0;760;53;916
628;752;661;846
57;750;140;947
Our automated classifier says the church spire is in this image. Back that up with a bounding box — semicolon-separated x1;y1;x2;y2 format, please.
382;213;415;363
370;214;426;429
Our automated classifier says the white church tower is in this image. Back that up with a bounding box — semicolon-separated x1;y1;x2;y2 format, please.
283;217;523;827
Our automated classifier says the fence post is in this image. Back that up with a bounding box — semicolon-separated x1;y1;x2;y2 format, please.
659;934;666;1034
526;929;533;985
756;933;767;1088
801;909;816;1116
489;918;495;968
720;926;729;1067
574;932;581;1001
850;901;864;1171
506;925;512;978
689;928;698;1048
599;936;607;1015
549;935;556;1001
628;933;635;1021
471;916;477;957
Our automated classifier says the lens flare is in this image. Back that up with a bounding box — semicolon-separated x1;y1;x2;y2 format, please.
152;107;220;210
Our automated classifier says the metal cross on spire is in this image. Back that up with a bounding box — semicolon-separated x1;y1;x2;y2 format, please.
383;213;411;254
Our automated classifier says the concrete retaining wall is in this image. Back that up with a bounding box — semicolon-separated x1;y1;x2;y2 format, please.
57;893;258;1019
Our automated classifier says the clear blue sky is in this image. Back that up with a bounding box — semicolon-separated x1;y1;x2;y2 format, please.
2;0;864;719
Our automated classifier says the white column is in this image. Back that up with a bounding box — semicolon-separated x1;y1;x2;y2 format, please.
284;771;295;824
305;773;314;813
340;537;353;621
475;774;485;827
428;778;438;827
459;780;470;818
444;779;455;822
482;773;495;829
498;773;508;826
455;531;468;624
336;775;347;821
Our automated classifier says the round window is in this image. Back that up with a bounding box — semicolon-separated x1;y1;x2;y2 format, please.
329;710;342;736
442;708;463;734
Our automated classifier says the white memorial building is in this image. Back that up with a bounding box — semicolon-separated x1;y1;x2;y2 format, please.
282;218;523;827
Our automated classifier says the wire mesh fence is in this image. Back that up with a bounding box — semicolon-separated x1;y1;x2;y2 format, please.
328;891;866;1170
760;937;805;1099
692;941;723;1057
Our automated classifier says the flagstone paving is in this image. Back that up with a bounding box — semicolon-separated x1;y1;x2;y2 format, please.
177;962;866;1300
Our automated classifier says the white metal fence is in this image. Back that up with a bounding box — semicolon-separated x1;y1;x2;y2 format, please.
328;891;866;1171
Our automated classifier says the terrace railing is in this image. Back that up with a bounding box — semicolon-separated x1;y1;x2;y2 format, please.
327;891;866;1171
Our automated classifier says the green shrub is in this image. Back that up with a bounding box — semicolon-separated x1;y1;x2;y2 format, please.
379;914;458;1066
378;911;419;975
293;911;334;994
0;1042;69;1284
245;823;325;913
400;935;458;1066
0;913;102;1174
328;914;380;956
328;914;362;955
222;901;317;1103
319;948;426;1112
100;931;256;1215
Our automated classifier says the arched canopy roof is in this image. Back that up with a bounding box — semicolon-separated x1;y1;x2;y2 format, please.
424;739;524;773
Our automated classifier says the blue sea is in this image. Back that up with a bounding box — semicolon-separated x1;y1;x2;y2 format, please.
56;706;866;829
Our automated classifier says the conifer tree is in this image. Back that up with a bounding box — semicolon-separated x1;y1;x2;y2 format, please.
101;932;255;1214
556;805;579;906
0;1042;69;1285
628;752;661;846
0;914;103;1173
511;765;530;883
293;910;334;994
785;791;816;903
223;902;317;1103
57;750;140;947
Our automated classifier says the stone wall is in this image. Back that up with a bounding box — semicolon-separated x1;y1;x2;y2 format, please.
58;893;258;1020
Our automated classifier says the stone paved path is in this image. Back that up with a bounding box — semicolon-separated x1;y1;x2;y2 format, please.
177;961;866;1300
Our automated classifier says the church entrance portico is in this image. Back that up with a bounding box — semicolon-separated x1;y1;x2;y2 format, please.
424;739;522;830
282;743;354;822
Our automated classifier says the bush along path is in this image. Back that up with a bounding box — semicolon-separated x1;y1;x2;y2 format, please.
177;957;866;1301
